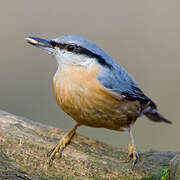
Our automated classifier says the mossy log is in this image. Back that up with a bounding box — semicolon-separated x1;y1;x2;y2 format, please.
0;110;176;179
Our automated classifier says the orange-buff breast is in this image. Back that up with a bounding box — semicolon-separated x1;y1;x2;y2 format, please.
53;64;141;131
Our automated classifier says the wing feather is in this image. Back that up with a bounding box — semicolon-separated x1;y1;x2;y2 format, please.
97;63;156;109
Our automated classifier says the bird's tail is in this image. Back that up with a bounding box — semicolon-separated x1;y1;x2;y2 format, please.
144;108;172;124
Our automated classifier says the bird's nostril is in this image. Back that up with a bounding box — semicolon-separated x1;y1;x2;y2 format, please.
50;40;57;47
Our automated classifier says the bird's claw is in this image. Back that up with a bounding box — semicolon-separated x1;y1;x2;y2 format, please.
128;151;139;169
132;157;138;169
47;144;64;167
46;125;78;166
128;151;139;158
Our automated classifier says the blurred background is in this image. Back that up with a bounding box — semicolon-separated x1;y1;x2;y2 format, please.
0;0;179;152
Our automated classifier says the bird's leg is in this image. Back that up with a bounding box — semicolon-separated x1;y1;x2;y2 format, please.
47;123;79;166
128;127;139;168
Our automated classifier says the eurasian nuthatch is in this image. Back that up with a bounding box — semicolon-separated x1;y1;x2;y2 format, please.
26;35;171;167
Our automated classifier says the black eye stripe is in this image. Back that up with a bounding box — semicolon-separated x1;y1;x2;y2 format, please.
50;40;65;49
49;41;113;69
74;47;113;69
49;40;57;47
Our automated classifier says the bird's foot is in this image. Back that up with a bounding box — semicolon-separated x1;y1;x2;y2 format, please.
128;143;139;169
47;124;79;167
47;134;70;166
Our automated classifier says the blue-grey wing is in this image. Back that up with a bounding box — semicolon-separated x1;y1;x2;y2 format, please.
97;62;156;108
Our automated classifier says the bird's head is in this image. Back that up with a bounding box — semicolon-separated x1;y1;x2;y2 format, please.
26;35;113;69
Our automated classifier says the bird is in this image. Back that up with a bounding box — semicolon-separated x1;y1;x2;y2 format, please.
26;35;172;167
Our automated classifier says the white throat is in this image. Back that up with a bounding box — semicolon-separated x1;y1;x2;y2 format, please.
54;48;95;68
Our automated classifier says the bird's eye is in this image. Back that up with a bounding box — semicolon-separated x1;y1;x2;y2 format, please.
66;45;74;52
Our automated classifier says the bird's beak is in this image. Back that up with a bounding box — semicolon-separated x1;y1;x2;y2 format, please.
26;36;54;52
